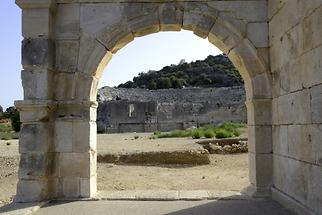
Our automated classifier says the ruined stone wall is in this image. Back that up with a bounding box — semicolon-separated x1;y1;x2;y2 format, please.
269;1;322;214
97;86;246;133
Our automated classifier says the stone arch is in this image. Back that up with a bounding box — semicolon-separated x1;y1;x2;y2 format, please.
15;1;273;202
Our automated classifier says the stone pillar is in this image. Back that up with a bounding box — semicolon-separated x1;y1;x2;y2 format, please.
53;102;97;198
15;0;56;202
245;99;273;198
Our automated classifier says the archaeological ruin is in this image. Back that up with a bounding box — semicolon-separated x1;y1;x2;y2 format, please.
14;0;322;215
97;86;246;133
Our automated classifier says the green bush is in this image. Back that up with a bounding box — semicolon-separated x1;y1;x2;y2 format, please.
191;130;202;139
215;129;232;139
204;129;215;138
153;131;161;136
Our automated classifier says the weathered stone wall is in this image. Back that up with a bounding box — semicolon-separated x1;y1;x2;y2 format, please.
97;87;246;133
269;1;322;214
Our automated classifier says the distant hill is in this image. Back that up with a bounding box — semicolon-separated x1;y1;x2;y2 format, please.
117;54;243;89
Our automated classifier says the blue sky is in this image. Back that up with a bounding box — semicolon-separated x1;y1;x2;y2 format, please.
0;2;221;109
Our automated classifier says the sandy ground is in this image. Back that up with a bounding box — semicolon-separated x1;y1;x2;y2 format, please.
0;134;248;206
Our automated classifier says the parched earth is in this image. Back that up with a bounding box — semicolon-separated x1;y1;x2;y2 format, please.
0;134;249;206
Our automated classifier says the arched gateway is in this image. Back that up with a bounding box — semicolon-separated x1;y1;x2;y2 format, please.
15;1;322;215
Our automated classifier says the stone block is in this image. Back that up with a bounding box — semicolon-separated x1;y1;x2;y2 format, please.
182;11;216;39
72;121;97;153
56;40;79;73
54;72;75;101
75;74;98;101
77;36;110;76
159;3;183;31
251;73;272;100
22;37;54;69
272;125;289;156
18;153;55;180
55;4;80;39
248;125;272;154
19;123;52;153
292;89;311;124
228;39;267;80
287;125;314;163
16;179;49;202
15;100;53;123
54;121;73;153
308;124;322;165
208;1;267;22
303;6;322;52
127;12;160;37
308;165;322;214
249;153;273;188
22;8;52;37
21;69;54;99
276;94;294;125
247;22;268;48
246;99;272;126
62;177;80;198
57;152;96;178
302;46;322;89
80;176;97;197
310;84;322;124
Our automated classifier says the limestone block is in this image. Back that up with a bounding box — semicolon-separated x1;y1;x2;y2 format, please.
54;121;73;153
127;11;160;37
72;121;97;153
182;11;216;39
308;165;322;214
19;123;52;153
276;94;295;125
310;84;322;123
272;125;289;156
284;158;310;205
16;0;55;10
271;98;279;124
301;45;322;88
208;1;267;22
292;89;311;124
22;37;54;69
55;4;80;39
18;153;55;180
251;73;272;100
246;99;272;126
15;100;54;123
247;22;268;48
303;6;322;52
54;72;75;101
16;179;49;202
22;69;54;100
75;74;98;101
56;40;79;73
54;101;97;121
159;3;183;31
208;17;243;54
80;175;97;197
248;125;272;154
217;11;247;38
62;177;80;198
273;155;289;192
22;9;52;37
308;124;322;165
77;36;110;76
249;153;273;188
228;39;267;80
287;125;314;164
80;3;124;37
268;0;287;19
57;152;96;178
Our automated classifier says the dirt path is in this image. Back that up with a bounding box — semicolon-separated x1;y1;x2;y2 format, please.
0;134;249;206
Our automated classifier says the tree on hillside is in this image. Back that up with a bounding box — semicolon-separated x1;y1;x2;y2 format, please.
5;106;21;132
0;105;3;119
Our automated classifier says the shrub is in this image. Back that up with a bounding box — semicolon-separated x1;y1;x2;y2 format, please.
192;130;202;139
10;109;21;132
215;129;232;139
134;135;139;139
153;131;161;136
204;129;215;138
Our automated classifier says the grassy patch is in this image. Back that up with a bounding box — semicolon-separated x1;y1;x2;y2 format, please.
154;122;245;139
0;121;19;140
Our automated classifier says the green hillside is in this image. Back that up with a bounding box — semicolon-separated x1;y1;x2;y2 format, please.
117;54;243;89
